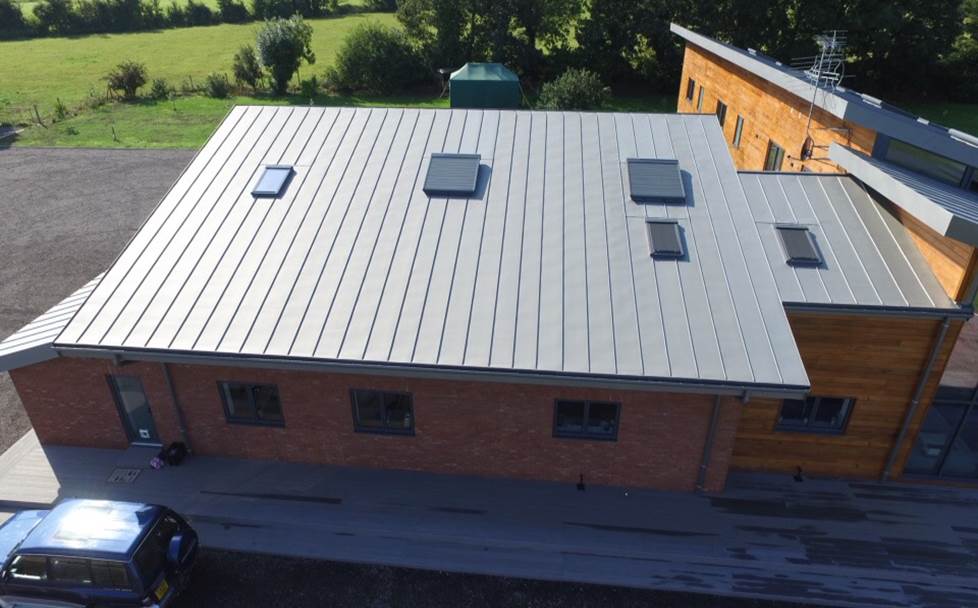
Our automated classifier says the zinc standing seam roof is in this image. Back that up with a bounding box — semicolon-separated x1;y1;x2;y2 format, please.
50;106;809;393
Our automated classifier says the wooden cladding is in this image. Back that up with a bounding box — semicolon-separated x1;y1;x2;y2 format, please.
675;44;876;174
732;313;963;479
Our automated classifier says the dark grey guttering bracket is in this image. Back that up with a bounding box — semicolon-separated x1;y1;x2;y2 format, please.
161;363;193;453
695;395;723;493
881;316;953;481
783;302;974;320
51;345;810;400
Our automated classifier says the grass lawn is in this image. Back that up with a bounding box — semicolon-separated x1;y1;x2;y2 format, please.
0;12;396;127
901;102;978;137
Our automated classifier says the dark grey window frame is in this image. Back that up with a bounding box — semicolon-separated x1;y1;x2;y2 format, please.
685;78;696;101
218;381;285;427
552;399;621;441
733;115;744;148
776;396;855;434
776;225;822;266
252;165;294;198
647;219;685;259
350;388;416;436
715;100;727;127
422;153;481;197
873;135;973;188
764;140;785;171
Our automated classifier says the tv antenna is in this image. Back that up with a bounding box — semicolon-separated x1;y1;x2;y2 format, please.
790;30;849;161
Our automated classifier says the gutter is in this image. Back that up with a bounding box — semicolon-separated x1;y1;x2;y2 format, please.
783;302;974;320
695;395;723;492
881;316;953;480
51;345;811;400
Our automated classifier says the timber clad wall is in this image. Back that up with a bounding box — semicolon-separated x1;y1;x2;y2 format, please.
732;313;963;478
10;357;741;492
676;44;876;173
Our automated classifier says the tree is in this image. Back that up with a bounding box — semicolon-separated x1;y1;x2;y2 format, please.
327;22;427;94
0;0;29;39
233;44;263;90
255;15;315;95
105;60;148;99
537;67;609;109
33;0;76;35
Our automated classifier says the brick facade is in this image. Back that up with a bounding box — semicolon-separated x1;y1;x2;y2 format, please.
9;357;742;492
676;44;877;173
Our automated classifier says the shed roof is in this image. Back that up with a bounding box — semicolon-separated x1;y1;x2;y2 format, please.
49;106;810;395
740;172;960;315
0;274;103;371
829;144;978;247
670;23;978;168
450;63;519;82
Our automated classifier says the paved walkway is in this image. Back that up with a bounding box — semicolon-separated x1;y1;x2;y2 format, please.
1;431;977;608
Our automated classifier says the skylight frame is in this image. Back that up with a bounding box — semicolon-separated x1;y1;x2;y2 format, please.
252;165;294;198
776;225;822;266
627;158;687;204
423;153;482;197
647;219;685;259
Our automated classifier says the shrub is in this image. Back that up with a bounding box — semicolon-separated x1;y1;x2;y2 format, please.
299;75;319;98
537;68;609;110
251;0;337;19
217;0;249;22
33;0;76;35
150;78;172;99
327;22;426;95
233;44;263;90
204;72;232;98
256;15;315;95
54;98;69;121
165;0;214;26
105;60;148;99
0;0;29;39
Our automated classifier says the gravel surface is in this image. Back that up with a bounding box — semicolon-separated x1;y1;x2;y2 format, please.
177;550;814;608
0;147;195;452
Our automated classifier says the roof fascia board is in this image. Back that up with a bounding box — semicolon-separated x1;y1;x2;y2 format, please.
842;104;978;167
52;345;811;399
783;302;973;320
0;345;59;372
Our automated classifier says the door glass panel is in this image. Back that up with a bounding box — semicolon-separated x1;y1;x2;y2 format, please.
942;407;978;478
110;376;159;443
905;401;968;475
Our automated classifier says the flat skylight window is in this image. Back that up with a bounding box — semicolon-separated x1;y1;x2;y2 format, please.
647;220;685;259
423;153;481;197
252;165;293;197
627;159;686;204
777;226;822;266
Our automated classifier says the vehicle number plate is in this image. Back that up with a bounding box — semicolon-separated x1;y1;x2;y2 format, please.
155;578;170;600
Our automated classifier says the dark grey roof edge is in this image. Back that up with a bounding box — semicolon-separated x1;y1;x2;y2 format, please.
783;301;973;320
670;23;978;167
52;345;811;399
829;143;978;246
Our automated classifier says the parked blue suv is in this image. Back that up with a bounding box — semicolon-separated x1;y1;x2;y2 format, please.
0;500;197;607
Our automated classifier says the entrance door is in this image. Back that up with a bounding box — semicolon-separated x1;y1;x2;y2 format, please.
108;375;160;445
905;385;978;479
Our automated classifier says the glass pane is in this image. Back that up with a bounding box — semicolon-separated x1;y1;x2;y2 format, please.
353;390;384;428
225;384;256;419
383;393;413;430
884;139;966;185
778;398;811;426
733;116;744;147
905;401;968;475
8;555;47;580
941;407;978;478
91;560;131;590
134;516;178;586
49;557;93;585
555;401;586;433
811;398;851;429
253;385;283;423
586;402;618;436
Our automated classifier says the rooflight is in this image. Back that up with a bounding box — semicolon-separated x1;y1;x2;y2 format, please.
252;165;293;198
423;153;481;197
777;226;822;266
647;220;685;259
627;159;686;204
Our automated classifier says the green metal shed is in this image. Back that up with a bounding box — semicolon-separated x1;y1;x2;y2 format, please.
449;63;521;109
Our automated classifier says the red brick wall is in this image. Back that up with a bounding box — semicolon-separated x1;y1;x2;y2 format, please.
10;357;743;492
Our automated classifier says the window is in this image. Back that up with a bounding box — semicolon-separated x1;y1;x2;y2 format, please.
883;139;967;186
90;560;132;590
423;153;481;197
351;389;414;435
732;115;744;148
7;555;47;581
777;396;854;433
776;226;821;266
715;100;727;127
685;78;696;101
764;140;785;171
252;165;293;197
627;158;686;203
647;220;685;259
696;86;705;111
134;515;179;586
553;399;620;440
219;382;284;426
968;171;978;193
49;557;93;585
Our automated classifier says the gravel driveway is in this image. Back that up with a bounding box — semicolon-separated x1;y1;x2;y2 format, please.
0;147;194;452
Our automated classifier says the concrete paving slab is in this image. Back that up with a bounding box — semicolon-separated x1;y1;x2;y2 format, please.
0;432;977;607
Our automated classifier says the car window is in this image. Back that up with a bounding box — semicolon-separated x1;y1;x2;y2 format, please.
48;557;93;585
7;555;47;581
133;515;178;584
90;560;132;590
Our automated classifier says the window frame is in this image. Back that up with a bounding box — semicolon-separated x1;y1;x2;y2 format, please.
552;399;621;441
217;381;285;427
776;396;855;434
696;86;705;111
349;388;416;436
685;78;696;101
715;100;727;127
732;115;744;148
764;140;785;171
